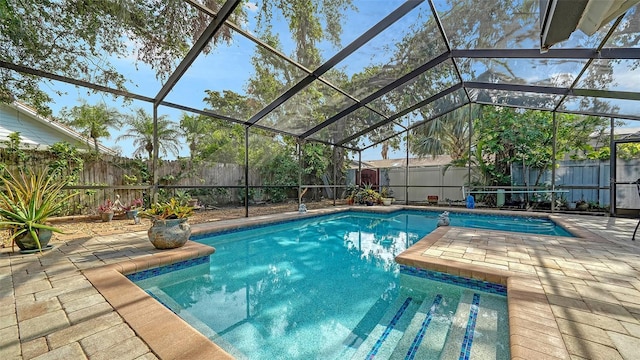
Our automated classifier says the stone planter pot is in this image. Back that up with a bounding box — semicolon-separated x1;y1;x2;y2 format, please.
382;198;392;206
148;218;191;250
101;212;114;222
14;228;52;251
125;210;138;219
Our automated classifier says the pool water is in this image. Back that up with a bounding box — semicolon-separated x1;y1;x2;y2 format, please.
418;210;573;237
133;211;516;359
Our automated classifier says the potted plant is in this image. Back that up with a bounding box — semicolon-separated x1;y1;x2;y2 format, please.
344;184;358;205
143;198;193;249
380;187;394;206
0;168;77;252
125;198;143;219
576;199;589;211
363;188;382;206
97;199;114;222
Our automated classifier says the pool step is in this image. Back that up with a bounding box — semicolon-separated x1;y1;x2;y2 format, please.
439;290;479;360
468;294;498;360
388;293;448;360
350;296;419;359
342;296;395;351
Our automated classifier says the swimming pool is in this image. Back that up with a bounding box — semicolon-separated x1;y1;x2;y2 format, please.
412;209;573;236
131;211;514;359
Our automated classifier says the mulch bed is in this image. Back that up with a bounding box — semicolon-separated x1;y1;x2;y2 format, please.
1;200;343;247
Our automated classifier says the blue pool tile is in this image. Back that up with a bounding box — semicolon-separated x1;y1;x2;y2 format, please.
126;255;209;282
406;294;443;360
399;265;507;296
459;293;481;360
366;297;412;359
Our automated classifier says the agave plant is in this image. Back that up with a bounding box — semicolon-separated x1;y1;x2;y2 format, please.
0;168;77;251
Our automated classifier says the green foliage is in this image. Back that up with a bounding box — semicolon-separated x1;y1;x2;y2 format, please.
410;106;476;161
47;141;84;184
1;132;30;168
143;198;193;220
0;168;78;251
117;108;181;160
59;102;121;153
260;152;298;203
123;174;138;185
1;0;247;114
173;190;192;206
119;157;150;184
617;143;640;160
582;143;640;161
467;106;609;187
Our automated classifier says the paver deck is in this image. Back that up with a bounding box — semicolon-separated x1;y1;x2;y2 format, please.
1;207;639;359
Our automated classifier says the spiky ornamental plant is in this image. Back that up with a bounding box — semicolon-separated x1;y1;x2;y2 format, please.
0;168;77;252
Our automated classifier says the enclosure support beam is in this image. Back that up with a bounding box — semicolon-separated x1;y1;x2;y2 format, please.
333;146;337;206
248;0;421;127
551;112;557;213
358;151;362;187
298;141;303;208
405;131;409;205
154;0;241;105
244;127;249;218
468;105;472;194
151;105;159;203
610;117;616;217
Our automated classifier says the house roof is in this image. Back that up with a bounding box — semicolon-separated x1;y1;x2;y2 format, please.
350;155;453;169
0;102;117;154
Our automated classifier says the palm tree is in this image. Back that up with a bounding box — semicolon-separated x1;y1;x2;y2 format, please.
179;113;208;161
117;108;180;160
410;106;477;161
60;101;121;153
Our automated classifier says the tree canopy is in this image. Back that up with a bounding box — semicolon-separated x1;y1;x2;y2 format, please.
0;0;245;115
59;102;122;153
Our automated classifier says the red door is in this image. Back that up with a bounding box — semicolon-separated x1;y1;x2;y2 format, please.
360;169;379;190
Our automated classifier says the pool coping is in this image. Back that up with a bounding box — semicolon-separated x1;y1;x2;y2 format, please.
84;205;583;359
82;241;235;359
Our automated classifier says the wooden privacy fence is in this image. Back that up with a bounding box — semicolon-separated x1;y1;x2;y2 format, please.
1;150;247;215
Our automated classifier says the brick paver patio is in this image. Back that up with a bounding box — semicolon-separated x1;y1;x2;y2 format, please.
1;208;639;359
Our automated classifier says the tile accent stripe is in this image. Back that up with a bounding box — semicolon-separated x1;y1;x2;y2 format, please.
459;293;481;360
126;256;209;281
366;297;412;359
400;265;507;296
406;294;443;360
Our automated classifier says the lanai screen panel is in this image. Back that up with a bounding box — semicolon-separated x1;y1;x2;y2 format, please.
308;107;387;145
4;1;207;99
471;88;563;110
258;81;358;135
163;24;308;121
559;96;640;120
434;0;540;50
368;59;459;117
405;87;469;127
459;58;588;88
603;6;640;48
319;1;447;101
576;59;640;93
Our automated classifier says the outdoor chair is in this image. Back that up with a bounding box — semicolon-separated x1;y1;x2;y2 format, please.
633;178;640;241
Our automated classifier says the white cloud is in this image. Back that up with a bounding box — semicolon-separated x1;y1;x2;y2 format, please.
244;2;258;12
